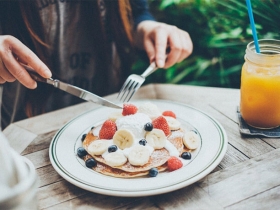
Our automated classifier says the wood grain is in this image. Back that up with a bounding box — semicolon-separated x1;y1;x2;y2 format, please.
199;148;280;207
4;84;280;209
3;123;37;154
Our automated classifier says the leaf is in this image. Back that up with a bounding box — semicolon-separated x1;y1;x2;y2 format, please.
169;62;199;84
141;0;279;88
159;0;176;9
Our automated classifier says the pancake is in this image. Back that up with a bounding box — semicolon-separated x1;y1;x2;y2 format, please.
83;155;168;178
83;129;184;173
168;129;195;154
94;148;169;172
82;127;193;175
167;129;185;153
83;129;170;172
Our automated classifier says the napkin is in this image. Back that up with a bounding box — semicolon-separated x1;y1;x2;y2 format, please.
0;131;29;202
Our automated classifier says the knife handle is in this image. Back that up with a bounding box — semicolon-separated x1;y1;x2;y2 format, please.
20;63;59;87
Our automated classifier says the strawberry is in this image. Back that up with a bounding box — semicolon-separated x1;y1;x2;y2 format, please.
167;156;183;171
122;103;138;116
162;110;176;119
99;120;117;139
152;116;171;136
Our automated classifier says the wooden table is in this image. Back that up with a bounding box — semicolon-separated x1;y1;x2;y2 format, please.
4;84;280;209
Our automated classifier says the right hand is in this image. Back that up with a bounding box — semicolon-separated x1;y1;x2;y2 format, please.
0;35;52;89
134;21;193;69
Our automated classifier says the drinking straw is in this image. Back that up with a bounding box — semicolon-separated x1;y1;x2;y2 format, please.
246;0;260;53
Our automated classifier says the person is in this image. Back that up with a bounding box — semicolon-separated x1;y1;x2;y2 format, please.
0;0;193;130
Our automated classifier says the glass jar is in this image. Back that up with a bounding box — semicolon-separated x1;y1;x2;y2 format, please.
0;157;39;210
240;39;280;129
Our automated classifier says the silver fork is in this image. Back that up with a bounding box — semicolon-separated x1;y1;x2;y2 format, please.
117;61;158;102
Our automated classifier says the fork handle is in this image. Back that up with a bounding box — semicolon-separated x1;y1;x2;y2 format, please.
141;62;158;78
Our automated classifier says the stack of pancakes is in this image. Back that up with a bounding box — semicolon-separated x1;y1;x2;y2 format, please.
81;128;188;178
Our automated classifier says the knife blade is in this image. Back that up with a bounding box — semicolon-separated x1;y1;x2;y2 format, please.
21;64;122;109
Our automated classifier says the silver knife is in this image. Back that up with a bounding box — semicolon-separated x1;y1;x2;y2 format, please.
21;64;122;109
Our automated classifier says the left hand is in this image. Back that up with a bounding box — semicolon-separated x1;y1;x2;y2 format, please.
134;20;193;68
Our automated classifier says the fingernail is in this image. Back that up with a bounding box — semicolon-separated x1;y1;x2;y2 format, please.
44;69;52;78
157;59;164;68
31;82;37;89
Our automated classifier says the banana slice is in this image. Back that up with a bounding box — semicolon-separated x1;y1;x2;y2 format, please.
145;129;167;149
183;131;200;150
108;112;123;122
128;145;150;166
87;140;109;156
113;129;135;150
164;116;181;130
104;151;127;167
91;127;100;137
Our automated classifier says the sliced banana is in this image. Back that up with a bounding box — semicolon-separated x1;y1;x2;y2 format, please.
113;129;135;150
145;129;167;149
91;127;100;137
128;145;150;166
164;116;181;130
108;112;123;122
104;151;127;167
87;140;109;156
183;131;200;150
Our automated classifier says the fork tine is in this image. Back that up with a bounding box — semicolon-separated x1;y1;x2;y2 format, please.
117;61;158;102
119;80;135;102
121;80;137;102
125;82;141;102
123;81;139;102
117;79;132;100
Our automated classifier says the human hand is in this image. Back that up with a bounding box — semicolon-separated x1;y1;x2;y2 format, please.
135;21;193;68
0;35;51;89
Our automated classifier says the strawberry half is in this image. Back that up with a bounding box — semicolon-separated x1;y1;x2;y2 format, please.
99;120;117;139
162;110;176;119
122;103;138;116
167;156;183;171
152;116;171;136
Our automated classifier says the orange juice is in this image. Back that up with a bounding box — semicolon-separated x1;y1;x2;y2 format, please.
240;39;280;129
240;64;280;128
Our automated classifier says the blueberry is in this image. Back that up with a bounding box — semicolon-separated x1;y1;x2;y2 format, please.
108;145;118;153
77;147;87;158
181;152;192;160
85;158;97;168
139;139;147;146
144;123;153;131
149;167;159;177
81;134;87;142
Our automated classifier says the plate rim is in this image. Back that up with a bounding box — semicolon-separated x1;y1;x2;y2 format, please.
49;99;228;197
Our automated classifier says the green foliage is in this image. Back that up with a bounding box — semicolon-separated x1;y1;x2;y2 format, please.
132;0;280;88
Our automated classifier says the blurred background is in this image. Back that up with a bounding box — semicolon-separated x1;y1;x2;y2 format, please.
132;0;280;89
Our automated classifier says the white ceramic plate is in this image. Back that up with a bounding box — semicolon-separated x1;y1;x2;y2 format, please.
49;100;227;197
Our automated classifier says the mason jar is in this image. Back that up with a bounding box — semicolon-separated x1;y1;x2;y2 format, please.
240;39;280;129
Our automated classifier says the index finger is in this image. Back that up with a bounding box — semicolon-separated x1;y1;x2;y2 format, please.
10;38;51;78
154;28;168;68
